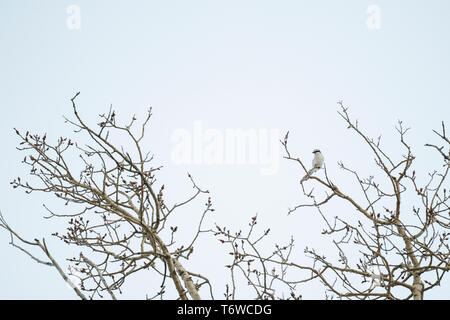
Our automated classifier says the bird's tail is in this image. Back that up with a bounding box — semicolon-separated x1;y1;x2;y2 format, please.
300;167;318;183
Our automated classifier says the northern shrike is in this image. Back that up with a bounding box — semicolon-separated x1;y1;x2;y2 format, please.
301;149;324;183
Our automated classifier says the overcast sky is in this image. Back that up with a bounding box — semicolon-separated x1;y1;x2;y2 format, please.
0;0;449;299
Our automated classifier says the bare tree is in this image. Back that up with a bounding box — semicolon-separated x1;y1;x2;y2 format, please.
213;215;305;300
2;97;448;300
2;92;214;300
218;101;448;300
287;102;449;300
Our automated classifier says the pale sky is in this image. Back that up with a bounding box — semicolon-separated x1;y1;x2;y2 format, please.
0;0;449;299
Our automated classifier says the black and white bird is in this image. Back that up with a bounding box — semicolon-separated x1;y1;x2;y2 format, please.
300;149;324;183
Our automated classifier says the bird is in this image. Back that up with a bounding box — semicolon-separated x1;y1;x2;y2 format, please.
300;149;324;183
368;266;383;290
